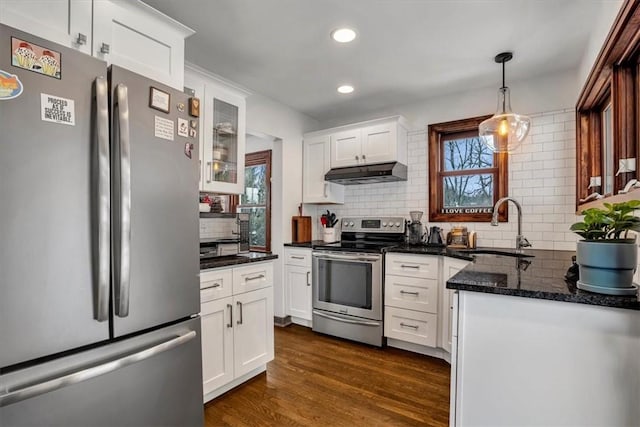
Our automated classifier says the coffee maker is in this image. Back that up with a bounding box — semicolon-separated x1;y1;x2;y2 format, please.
407;211;425;245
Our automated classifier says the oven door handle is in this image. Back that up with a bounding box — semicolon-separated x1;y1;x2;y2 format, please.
312;252;380;262
313;310;381;326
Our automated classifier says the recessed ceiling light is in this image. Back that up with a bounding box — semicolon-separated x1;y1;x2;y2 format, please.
331;28;357;43
337;85;354;94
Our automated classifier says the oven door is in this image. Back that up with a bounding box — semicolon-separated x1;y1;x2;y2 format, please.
312;251;382;321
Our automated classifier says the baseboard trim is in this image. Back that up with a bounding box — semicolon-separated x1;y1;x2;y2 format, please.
203;365;267;404
274;315;292;327
387;338;451;364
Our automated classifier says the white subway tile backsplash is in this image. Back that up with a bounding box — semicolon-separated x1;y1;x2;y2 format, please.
309;109;580;250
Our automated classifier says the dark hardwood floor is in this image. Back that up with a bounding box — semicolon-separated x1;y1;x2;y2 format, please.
204;325;451;426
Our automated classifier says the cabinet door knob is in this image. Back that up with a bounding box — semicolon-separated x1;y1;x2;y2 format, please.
76;33;87;46
362;154;366;161
100;43;110;54
355;155;359;161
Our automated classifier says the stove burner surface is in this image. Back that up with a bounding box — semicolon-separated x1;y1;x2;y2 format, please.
314;240;402;253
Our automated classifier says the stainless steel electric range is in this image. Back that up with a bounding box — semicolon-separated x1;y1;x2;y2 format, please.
311;216;405;346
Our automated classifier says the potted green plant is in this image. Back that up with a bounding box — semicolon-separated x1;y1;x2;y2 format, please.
570;200;640;295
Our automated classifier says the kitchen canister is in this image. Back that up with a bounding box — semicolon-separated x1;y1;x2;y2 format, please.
323;227;339;243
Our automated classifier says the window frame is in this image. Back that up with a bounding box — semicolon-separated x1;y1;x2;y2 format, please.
234;150;272;252
428;115;509;223
576;0;640;210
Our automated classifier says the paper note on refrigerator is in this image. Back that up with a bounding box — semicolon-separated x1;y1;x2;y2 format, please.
41;93;75;126
154;116;174;141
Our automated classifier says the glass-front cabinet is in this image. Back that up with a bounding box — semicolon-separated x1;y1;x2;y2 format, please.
185;66;247;194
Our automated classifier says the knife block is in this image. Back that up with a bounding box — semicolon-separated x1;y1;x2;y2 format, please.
291;216;312;243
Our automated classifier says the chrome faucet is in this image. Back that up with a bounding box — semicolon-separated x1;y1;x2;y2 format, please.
491;197;532;252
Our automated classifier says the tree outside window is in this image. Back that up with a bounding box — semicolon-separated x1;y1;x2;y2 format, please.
236;150;271;252
428;116;508;222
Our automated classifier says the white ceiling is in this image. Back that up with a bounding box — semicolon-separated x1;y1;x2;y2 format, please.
143;0;619;123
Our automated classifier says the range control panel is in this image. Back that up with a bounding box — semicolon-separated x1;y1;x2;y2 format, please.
341;217;406;233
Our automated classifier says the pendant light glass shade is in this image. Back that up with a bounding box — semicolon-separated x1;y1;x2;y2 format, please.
479;53;531;153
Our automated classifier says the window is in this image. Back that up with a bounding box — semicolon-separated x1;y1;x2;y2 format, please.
428;115;508;222
576;0;640;209
602;102;613;195
235;150;271;252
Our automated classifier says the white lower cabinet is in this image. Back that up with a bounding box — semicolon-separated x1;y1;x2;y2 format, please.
201;297;233;395
440;257;470;353
384;252;469;360
200;261;274;402
385;306;438;347
233;287;274;377
284;248;312;326
384;254;441;351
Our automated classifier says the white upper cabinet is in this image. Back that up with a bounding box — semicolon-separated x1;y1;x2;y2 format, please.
93;1;193;89
302;135;344;204
361;122;398;164
305;116;407;169
185;64;249;195
330;129;362;168
0;0;92;55
1;0;193;89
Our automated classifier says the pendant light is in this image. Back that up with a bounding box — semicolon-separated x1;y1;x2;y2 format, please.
479;52;531;153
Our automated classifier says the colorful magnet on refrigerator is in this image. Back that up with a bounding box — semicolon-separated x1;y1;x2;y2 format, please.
177;118;189;137
0;69;23;100
184;142;194;159
11;37;61;79
190;120;197;129
188;97;200;117
177;102;185;112
189;128;197;138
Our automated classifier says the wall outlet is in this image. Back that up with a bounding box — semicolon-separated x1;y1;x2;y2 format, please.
588;176;601;188
618;158;636;174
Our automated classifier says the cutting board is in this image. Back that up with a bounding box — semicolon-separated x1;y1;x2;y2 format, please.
291;216;312;243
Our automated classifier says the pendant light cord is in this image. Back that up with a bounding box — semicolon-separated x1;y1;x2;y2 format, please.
501;59;506;112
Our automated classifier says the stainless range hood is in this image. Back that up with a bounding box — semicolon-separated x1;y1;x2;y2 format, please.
324;161;408;185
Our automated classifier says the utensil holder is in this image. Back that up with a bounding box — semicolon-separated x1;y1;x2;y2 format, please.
323;227;339;243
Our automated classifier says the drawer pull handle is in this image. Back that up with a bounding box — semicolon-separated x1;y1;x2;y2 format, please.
202;282;221;291
400;322;419;330
226;304;233;328
237;301;243;325
306;271;311;286
400;290;419;296
291;256;305;260
245;274;265;281
400;264;420;269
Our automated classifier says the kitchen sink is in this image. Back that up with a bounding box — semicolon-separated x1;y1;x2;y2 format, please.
455;248;535;258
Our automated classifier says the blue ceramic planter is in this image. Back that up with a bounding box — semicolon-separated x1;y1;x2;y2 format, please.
576;240;637;290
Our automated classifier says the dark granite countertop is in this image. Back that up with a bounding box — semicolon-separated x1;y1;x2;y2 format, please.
283;240;325;248
446;249;640;311
200;252;278;270
385;243;474;260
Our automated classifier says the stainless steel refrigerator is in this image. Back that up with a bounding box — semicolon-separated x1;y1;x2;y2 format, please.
0;24;203;426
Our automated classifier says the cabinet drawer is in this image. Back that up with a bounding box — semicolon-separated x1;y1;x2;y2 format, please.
284;248;312;267
233;262;274;294
385;275;438;313
384;306;437;347
200;269;233;302
385;253;439;279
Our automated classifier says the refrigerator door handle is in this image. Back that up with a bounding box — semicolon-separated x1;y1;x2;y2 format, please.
0;331;196;408
114;84;131;318
95;76;110;322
